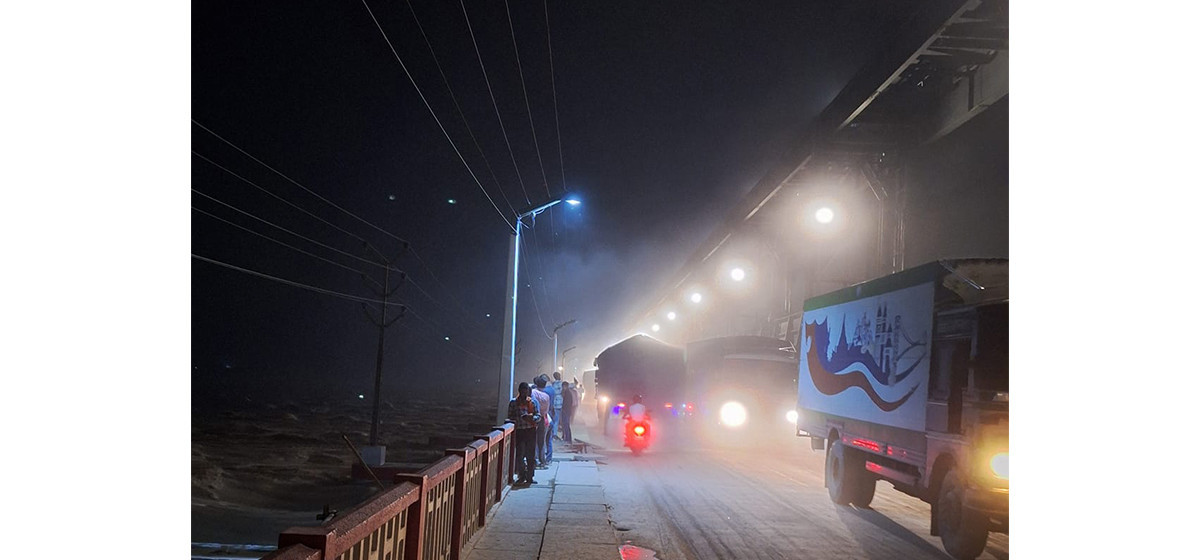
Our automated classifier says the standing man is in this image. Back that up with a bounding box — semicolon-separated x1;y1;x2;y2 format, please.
561;379;578;443
506;382;540;485
531;376;552;468
550;372;565;441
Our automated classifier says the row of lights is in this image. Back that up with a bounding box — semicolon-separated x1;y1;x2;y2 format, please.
646;206;835;334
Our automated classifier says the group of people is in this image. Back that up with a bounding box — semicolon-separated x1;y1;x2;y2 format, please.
505;372;583;486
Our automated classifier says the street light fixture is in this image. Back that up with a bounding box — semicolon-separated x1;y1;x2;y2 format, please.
496;195;581;424
666;311;676;321
730;267;746;282
815;207;834;224
690;292;702;304
651;323;661;332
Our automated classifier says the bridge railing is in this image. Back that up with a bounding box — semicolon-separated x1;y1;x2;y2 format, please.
263;423;516;560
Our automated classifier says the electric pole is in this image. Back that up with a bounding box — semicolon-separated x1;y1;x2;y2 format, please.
360;242;407;465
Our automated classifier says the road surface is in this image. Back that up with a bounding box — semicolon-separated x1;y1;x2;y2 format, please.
585;416;1008;560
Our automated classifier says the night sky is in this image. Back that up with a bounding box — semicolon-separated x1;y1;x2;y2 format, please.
189;0;987;403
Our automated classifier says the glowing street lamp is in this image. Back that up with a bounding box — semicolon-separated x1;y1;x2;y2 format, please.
730;267;746;282
815;207;834;224
666;311;676;321
690;292;702;304
651;324;661;332
496;195;581;424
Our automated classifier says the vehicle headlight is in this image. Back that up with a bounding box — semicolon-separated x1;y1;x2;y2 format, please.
599;395;610;404
785;410;799;424
990;452;1008;480
719;401;747;427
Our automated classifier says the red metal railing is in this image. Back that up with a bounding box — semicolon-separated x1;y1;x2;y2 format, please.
263;423;515;560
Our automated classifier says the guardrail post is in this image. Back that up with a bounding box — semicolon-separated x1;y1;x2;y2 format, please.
277;526;333;558
395;472;427;560
493;425;512;499
444;447;470;560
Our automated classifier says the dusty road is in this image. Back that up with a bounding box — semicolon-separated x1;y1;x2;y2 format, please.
585;417;1008;560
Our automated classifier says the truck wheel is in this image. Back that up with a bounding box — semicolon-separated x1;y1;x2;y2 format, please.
826;439;875;507
937;467;988;560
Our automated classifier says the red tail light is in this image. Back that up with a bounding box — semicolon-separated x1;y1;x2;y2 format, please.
617;402;626;408
633;425;646;436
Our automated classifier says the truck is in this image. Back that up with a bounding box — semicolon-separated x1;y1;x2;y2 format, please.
684;335;797;436
795;258;1008;560
593;334;686;431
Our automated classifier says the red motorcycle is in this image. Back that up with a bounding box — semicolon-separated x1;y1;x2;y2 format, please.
623;417;652;456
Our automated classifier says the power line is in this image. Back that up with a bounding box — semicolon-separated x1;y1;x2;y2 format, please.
459;0;532;206
519;235;552;338
191;188;388;272
504;0;552;201
544;0;567;195
193;254;406;308
359;0;516;234
192;120;420;242
192;206;370;277
404;0;518;219
195;124;497;355
195;144;485;332
502;0;561;256
193;151;375;247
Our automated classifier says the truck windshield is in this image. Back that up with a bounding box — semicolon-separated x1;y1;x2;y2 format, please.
973;303;1008;393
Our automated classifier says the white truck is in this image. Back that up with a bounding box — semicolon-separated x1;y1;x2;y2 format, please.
796;259;1008;560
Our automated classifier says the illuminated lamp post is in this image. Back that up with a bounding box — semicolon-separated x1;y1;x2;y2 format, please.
495;196;581;425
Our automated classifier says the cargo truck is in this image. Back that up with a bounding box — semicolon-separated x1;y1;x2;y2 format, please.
796;258;1008;560
593;334;686;432
684;336;797;434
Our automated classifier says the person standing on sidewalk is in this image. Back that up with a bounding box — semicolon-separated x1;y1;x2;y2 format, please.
531;376;552;468
506;382;541;485
561;379;578;443
550;372;564;440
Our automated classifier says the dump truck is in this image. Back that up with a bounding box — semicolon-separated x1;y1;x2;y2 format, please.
796;258;1008;560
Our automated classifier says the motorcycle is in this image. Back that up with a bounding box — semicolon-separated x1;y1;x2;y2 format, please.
623;417;652;456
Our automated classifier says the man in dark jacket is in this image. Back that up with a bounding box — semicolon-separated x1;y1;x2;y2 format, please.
506;382;541;485
561;380;578;443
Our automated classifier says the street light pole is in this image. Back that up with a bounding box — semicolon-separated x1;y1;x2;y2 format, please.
496;196;580;424
560;345;577;373
551;318;576;377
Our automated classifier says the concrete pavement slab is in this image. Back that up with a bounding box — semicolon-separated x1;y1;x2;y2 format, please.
468;531;543;554
548;503;608;512
542;524;619;546
463;549;534;560
550;485;606;505
481;515;548;534
542;509;611;521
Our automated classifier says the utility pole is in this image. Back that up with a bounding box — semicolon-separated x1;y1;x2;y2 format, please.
360;242;407;466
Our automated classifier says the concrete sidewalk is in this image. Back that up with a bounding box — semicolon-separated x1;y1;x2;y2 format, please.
463;430;620;560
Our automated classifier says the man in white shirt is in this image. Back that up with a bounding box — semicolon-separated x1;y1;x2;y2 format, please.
624;394;648;422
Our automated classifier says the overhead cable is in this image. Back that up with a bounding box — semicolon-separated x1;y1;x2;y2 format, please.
404;0;518;218
359;0;516;234
191;120;420;242
193;254;406;308
459;0;532;206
